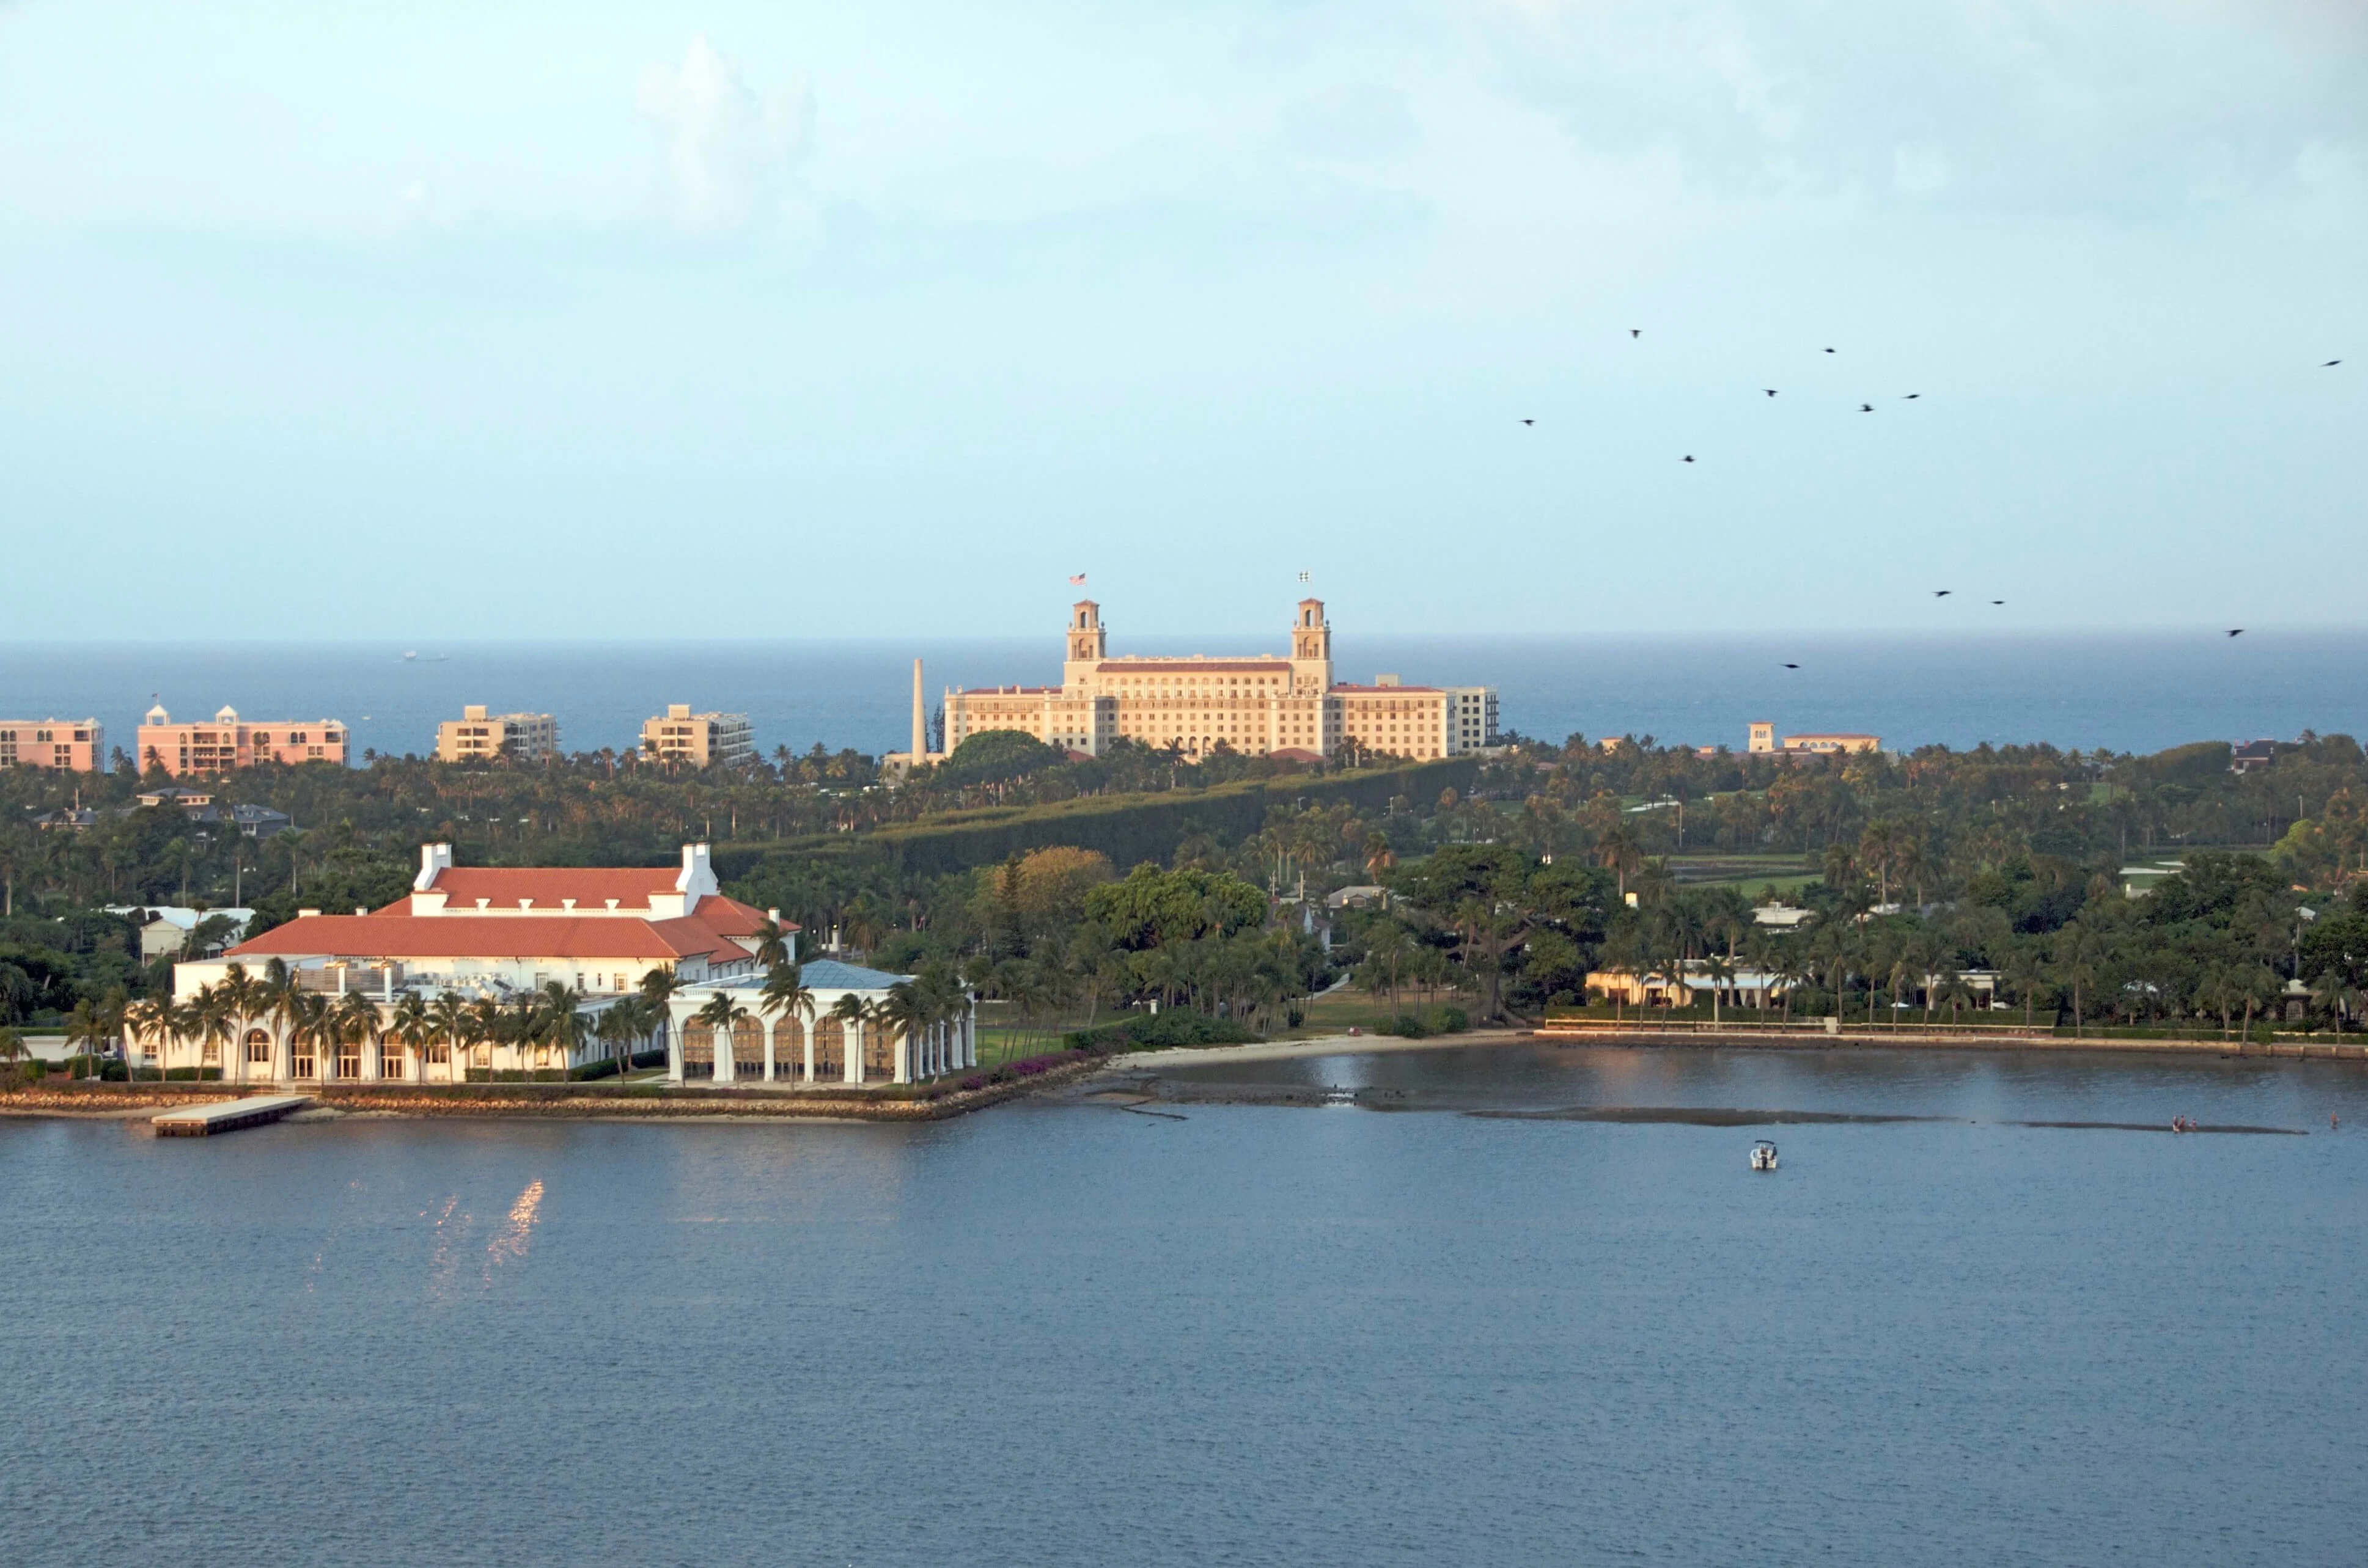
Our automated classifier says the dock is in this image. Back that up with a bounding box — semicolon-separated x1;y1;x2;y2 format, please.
151;1095;312;1137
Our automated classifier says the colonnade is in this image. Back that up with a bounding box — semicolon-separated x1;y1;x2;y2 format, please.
662;996;977;1087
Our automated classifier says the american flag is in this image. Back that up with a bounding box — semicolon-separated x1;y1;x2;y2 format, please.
1069;573;1087;585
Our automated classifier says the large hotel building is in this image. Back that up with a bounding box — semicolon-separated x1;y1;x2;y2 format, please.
925;599;1497;765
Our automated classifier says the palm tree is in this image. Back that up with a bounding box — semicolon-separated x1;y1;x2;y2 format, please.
1932;966;1976;1024
751;918;793;970
828;991;868;1080
215;964;257;1085
539;983;589;1080
2001;945;2048;1030
64;998;108;1078
595;1002;642;1079
125;996;171;1079
1701;954;1735;1027
427;993;471;1083
386;992;431;1082
694;992;749;1081
260;959;300;1080
2052;923;2103;1038
289;991;334;1080
637;967;684;1068
465;997;505;1079
334;991;383;1081
759;963;815;1080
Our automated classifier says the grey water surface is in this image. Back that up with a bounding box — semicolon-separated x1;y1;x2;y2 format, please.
5;1044;2366;1567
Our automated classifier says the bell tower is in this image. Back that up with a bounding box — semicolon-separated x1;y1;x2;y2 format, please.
1289;598;1331;694
1064;601;1107;691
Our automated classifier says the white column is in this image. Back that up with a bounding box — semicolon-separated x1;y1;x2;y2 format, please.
894;1027;911;1085
846;1020;864;1083
763;1019;778;1082
714;1016;735;1083
963;1006;977;1068
665;1000;689;1083
803;1020;815;1083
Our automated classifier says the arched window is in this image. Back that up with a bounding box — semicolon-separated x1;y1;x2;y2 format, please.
382;1044;405;1081
813;1017;844;1078
246;1029;271;1066
731;1016;763;1077
864;1019;898;1080
683;1023;715;1080
776;1016;805;1079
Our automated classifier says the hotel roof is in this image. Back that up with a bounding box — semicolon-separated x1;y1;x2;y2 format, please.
230;913;753;964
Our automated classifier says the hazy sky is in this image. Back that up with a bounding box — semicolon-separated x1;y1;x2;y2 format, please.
2;1;2362;643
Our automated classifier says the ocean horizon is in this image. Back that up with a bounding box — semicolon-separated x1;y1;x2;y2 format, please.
2;630;2362;764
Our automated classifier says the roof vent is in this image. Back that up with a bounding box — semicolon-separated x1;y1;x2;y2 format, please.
298;908;321;918
476;898;491;910
561;899;576;911
605;898;620;910
355;906;368;917
519;899;533;910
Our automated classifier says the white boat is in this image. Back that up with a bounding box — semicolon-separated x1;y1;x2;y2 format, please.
1749;1139;1779;1171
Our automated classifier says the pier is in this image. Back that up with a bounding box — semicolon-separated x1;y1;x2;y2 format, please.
151;1096;312;1137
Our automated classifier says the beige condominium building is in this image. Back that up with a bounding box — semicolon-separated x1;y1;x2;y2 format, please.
641;704;754;767
1748;722;1882;755
435;706;559;764
917;599;1498;766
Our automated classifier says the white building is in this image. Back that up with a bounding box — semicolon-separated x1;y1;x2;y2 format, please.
435;706;559;764
666;960;977;1086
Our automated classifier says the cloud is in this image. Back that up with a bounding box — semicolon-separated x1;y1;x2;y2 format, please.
637;37;813;228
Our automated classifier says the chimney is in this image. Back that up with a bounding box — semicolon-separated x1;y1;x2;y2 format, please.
911;658;925;761
414;842;453;892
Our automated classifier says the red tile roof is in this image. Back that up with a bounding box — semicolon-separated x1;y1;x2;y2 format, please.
1098;661;1290;674
232;915;721;962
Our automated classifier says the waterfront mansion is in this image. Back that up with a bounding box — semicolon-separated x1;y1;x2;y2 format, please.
914;598;1497;766
144;843;973;1088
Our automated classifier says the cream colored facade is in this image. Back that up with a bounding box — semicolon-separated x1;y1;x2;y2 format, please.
1748;722;1882;755
138;705;347;775
436;706;559;763
938;599;1498;764
640;704;754;766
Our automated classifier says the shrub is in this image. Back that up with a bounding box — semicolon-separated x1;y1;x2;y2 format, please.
163;1067;223;1082
1065;1013;1261;1052
1436;1007;1469;1034
1384;1014;1432;1039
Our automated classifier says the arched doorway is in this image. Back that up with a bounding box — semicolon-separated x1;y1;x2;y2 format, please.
683;1022;715;1080
245;1029;272;1075
812;1017;844;1080
731;1016;763;1079
864;1020;898;1082
774;1017;806;1081
381;1042;406;1082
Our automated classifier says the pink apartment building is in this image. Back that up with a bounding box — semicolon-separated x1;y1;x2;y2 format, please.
0;718;105;771
138;704;348;776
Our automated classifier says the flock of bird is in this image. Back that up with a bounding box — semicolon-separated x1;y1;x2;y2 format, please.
1518;332;2344;667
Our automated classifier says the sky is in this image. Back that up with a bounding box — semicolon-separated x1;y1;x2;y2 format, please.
1;0;2362;644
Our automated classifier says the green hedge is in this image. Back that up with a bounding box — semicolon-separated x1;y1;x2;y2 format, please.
1065;1013;1262;1052
713;757;1477;882
1378;1006;1469;1039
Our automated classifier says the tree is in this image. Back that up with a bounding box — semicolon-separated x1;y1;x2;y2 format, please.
637;967;684;1067
64;998;109;1078
694;992;749;1079
289;991;334;1079
828;992;869;1077
751;918;793;970
427;993;471;1083
125;996;171;1078
758;963;815;1074
2052;923;2103;1037
387;992;432;1082
334;991;383;1080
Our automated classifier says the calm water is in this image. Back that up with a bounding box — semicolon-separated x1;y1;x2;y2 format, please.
1;631;2363;760
5;1044;2366;1567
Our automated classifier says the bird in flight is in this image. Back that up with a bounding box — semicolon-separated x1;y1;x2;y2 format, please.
2326;360;2342;367
1859;403;1874;412
1902;394;1921;400
1763;389;1779;397
1683;455;1696;463
1933;590;1952;598
1782;662;1800;670
1520;419;1535;426
2227;628;2244;637
1990;599;2005;606
1823;347;1836;354
1630;329;1642;339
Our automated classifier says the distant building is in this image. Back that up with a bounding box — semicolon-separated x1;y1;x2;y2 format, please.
1748;720;1881;756
436;706;559;764
133;785;294;839
138;705;347;776
104;905;255;962
32;806;100;832
2230;740;2279;774
914;598;1499;768
639;705;754;768
0;718;104;772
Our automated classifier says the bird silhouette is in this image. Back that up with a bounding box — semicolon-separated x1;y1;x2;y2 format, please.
1823;347;1836;354
1630;329;1642;339
1764;389;1779;397
1933;590;1952;598
1902;394;1921;400
2325;360;2341;367
1519;419;1535;426
1782;662;1800;670
2227;628;2244;637
1990;600;2005;606
1683;455;1695;463
1859;403;1874;412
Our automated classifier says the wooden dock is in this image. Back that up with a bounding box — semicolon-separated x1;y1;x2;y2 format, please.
152;1095;312;1137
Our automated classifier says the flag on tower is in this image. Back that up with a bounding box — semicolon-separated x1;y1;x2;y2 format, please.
1069;573;1087;585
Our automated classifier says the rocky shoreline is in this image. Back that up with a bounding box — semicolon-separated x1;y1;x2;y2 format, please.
0;1053;1108;1125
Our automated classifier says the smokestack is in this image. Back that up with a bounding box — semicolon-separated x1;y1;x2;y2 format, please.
911;658;925;761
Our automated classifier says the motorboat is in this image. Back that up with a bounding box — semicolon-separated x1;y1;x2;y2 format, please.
1749;1139;1779;1171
